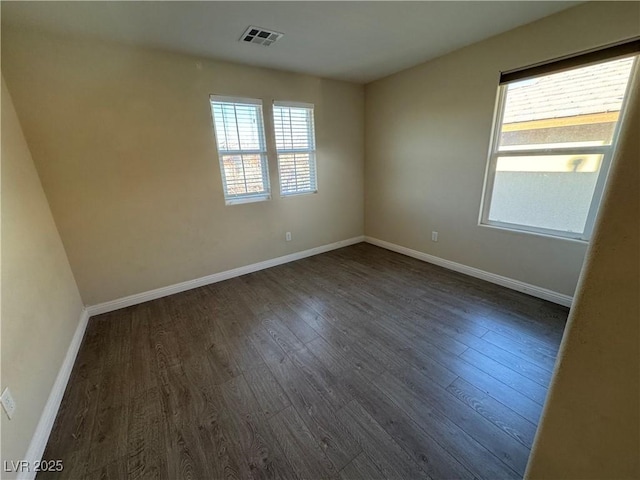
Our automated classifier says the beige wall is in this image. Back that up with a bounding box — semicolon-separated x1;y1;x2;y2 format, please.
526;60;639;480
364;1;639;297
1;78;84;471
1;28;365;306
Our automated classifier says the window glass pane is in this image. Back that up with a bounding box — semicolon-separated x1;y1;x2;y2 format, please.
499;57;634;151
274;107;313;150
488;154;604;234
279;153;316;195
221;154;268;196
213;103;264;152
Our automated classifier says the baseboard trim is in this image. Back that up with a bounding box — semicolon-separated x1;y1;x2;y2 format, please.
365;236;573;307
19;308;90;480
87;236;366;316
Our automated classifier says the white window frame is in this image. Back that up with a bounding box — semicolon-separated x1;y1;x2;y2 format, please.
209;95;271;205
273;101;318;197
479;56;638;241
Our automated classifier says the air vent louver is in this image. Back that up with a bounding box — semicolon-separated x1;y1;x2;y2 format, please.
240;26;283;47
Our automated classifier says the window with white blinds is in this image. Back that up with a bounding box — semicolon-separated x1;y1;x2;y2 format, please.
209;96;270;205
273;102;317;196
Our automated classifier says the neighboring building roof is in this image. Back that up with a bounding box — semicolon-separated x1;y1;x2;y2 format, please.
503;56;635;124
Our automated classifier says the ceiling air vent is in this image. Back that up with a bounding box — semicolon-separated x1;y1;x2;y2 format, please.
240;26;283;47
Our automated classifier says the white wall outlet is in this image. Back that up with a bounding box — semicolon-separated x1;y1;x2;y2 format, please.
431;231;438;242
1;388;16;420
286;232;292;242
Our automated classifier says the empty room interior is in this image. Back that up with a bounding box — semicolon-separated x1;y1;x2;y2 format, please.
1;1;639;479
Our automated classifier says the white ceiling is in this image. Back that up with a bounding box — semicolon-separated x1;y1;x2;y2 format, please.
1;1;580;83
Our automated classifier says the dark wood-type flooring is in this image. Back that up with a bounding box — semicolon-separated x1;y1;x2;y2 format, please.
40;243;568;479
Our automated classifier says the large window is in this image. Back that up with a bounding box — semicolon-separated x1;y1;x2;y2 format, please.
273;102;317;196
481;52;637;240
210;96;270;205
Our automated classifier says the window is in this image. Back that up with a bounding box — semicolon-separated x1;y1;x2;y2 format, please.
273;102;317;196
210;96;270;205
481;51;637;240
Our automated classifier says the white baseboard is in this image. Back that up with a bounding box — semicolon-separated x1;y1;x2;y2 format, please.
18;308;90;480
87;236;366;316
365;236;573;307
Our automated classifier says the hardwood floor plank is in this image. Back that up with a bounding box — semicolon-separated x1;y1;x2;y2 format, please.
482;330;558;372
219;375;298;480
98;360;131;411
339;452;386;480
306;335;386;383
418;291;564;349
150;327;183;370
268;406;338;479
249;323;289;366
453;348;548;405
264;355;361;471
213;278;261;337
379;367;530;476
69;328;104;383
461;346;553;389
223;332;265;373
372;370;521;479
198;382;247;479
83;456;128;480
164;428;212;480
486;321;562;354
260;314;306;354
403;337;545;422
96;310;132;369
128;454;168;480
271;305;320;344
446;377;538;449
336;400;430;480
127;387;167;479
244;271;321;344
87;403;128;473
129;307;158;395
243;361;291;419
335;367;475;479
156;363;215;479
288;347;353;410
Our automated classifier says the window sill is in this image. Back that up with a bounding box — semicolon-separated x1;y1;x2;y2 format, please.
281;190;318;198
478;222;590;244
225;195;271;206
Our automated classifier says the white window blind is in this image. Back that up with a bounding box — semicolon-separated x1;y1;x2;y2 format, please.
273;102;317;196
210;96;270;205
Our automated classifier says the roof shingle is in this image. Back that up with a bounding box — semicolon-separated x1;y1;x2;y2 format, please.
503;57;635;124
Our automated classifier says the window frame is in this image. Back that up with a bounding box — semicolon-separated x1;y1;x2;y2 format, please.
272;101;318;197
209;95;271;206
479;56;638;241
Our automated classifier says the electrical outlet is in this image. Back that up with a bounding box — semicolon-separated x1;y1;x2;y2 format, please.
1;388;16;420
431;231;438;242
286;232;292;242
